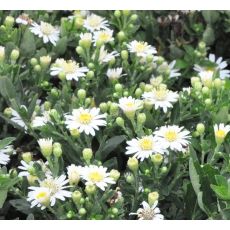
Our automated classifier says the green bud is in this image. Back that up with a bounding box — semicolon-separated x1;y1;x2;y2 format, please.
151;154;163;166
88;63;95;70
30;58;38;66
85;184;96;195
4;16;14;27
135;88;142;98
127;157;139;172
79;208;87;216
196;123;205;135
117;31;126;42
123;91;129;97
116;117;125;127
112;208;119;215
86;70;94;79
66;210;74;219
160;166;168;174
38;138;53;158
202;86;209;95
10;49;20;61
22;152;32;163
82;148;93;162
139;82;146;90
204;98;212;107
80;198;85;204
99;102;108;113
125;173;134;184
77;89;86;100
121;50;128;60
74;17;84;28
110;103;119;115
72;190;82;204
34;64;41;73
137;113;146;125
144;188;151;194
44;101;51;111
115;83;123;93
214;78;222;89
51;88;59;98
3;107;12;118
110;169;120;181
146;55;153;63
76;46;84;55
148;191;159;206
198;41;206;51
156;56;164;65
192;131;200;137
130;14;138;22
85;97;92;106
194;82;202;91
70;128;80;138
144;84;153;92
123;10;130;16
53;147;62;158
114;10;121;18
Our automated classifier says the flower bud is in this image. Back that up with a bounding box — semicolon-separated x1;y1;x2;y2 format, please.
135;88;142;98
4;16;14;27
3;107;12;118
125;173;134;184
202;86;209;95
34;64;41;73
115;83;123;93
22;152;32;163
88;63;95;69
74;17;84;28
116;117;125;127
53;146;62;158
0;46;5;62
69;128;80;138
112;207;119;215
144;84;153;92
79;208;87;216
204;98;212;107
76;46;84;55
121;50;128;60
30;58;38;66
123;10;130;16
72;190;82;204
194;82;202;91
85;184;96;195
151;154;163;166
130;14;138;22
127;157;139;172
110;103;119;115
214;78;222;89
137;113;146;125
86;70;94;79
38;138;53;158
148;191;159;206
10;49;20;61
114;10;121;18
27;175;38;185
82;148;93;162
160;166;168;174
110;169;120;181
117;31;126;42
40;55;51;69
196;123;205;135
66;210;74;219
44;101;51;111
123;91;129;97
99;102;108;113
191;77;200;87
77;89;86;100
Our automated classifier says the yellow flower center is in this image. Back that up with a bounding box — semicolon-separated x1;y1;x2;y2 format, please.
36;191;48;200
40;22;54;35
88;18;100;28
135;42;146;53
99;32;110;42
89;171;104;182
41;179;60;195
164;130;178;142
125;102;135;108
139;137;153;150
215;130;226;139
63;61;77;74
155;89;167;101
79;112;92;124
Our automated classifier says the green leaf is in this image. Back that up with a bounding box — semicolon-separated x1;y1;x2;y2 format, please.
10;199;32;215
20;28;36;57
0;137;15;150
189;158;201;195
214;106;229;123
202;11;220;24
53;36;68;55
0;189;8;208
0;76;17;100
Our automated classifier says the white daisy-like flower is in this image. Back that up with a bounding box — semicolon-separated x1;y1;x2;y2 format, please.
194;53;230;80
126;135;166;161
31;111;51;128
50;59;88;81
118;96;143;117
142;88;179;113
84;14;109;32
16;13;32;25
67;164;82;185
10;106;28;130
0;145;12;165
106;68;124;80
18;160;34;177
196;69;214;87
80;165;115;191
214;123;230;144
127;40;157;58
130;201;164;220
64;107;107;136
93;29;114;45
30;21;60;46
36;175;72;206
97;46;119;64
27;187;51;210
168;60;181;78
154;125;191;152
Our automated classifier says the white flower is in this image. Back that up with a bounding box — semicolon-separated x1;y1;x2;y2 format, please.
182;87;191;95
67;164;82;185
197;69;214;87
80;32;92;44
16;14;32;25
154;125;191;152
10;106;28;130
65;107;107;136
38;175;72;206
142;88;179;113
118;96;143;117
84;14;109;32
214;123;230;144
168;60;181;78
126;135;166;161
31;111;51;128
194;53;230;80
50;59;88;81
93;29;114;45
0;145;12;165
30;21;60;46
27;187;51;210
37;138;53;157
127;40;157;58
97;46;119;64
106;68;124;80
130;201;164;220
80;165;115;190
18;160;34;177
